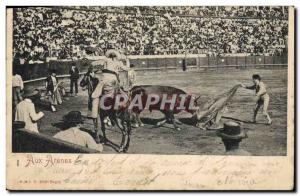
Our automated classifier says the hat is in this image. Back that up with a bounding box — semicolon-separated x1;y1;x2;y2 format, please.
105;49;121;59
216;121;247;140
63;111;84;124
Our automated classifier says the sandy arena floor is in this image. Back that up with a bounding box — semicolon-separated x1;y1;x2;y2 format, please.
37;67;287;155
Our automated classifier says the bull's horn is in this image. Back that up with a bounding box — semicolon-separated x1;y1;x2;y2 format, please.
194;95;201;103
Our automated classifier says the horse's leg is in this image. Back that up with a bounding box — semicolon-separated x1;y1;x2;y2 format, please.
93;117;101;143
112;114;126;152
122;109;132;152
104;116;112;127
131;113;139;128
124;121;131;152
100;113;108;144
109;113;116;127
118;120;126;153
115;114;124;130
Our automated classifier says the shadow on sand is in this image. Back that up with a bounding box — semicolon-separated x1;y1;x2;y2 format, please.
222;116;267;125
178;116;197;126
140;117;197;126
139;117;164;126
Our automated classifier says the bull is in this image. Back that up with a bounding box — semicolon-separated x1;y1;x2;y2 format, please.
129;85;200;131
129;84;241;131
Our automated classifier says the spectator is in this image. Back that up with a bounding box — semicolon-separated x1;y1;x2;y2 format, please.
13;6;288;59
128;64;136;89
217;121;251;156
12;68;24;107
69;62;80;96
15;89;44;133
45;68;62;112
80;65;99;118
53;111;103;152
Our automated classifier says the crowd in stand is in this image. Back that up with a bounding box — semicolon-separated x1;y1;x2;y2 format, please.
13;6;288;64
75;6;288;18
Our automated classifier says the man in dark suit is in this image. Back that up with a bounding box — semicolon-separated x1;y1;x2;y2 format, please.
45;68;62;112
69;62;80;96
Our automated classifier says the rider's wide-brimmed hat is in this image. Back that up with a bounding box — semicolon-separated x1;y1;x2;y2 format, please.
216;121;247;140
90;59;106;72
63;111;84;124
105;49;121;59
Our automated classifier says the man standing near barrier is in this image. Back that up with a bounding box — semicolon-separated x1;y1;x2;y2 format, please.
12;69;24;118
45;69;62;112
69;62;80;96
80;65;99;118
128;64;136;88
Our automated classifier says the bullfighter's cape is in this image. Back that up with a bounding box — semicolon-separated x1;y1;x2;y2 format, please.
196;84;240;125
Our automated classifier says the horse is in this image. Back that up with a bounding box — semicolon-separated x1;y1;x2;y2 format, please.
95;85;132;153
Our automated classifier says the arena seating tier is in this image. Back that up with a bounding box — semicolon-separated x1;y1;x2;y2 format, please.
13;6;288;64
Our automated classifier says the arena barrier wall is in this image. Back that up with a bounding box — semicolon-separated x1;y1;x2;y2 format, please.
14;59;91;81
14;55;287;83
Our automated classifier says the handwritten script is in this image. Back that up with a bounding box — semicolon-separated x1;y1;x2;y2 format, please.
14;154;286;189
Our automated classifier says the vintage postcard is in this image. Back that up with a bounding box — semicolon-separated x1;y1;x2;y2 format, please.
6;6;294;190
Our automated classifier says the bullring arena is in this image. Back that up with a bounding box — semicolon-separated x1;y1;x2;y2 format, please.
11;6;288;155
17;62;288;156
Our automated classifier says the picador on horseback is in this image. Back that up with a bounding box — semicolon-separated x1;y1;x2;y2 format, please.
90;49;132;152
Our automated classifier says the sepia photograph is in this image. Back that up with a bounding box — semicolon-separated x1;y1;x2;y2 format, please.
10;6;289;155
6;5;295;190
